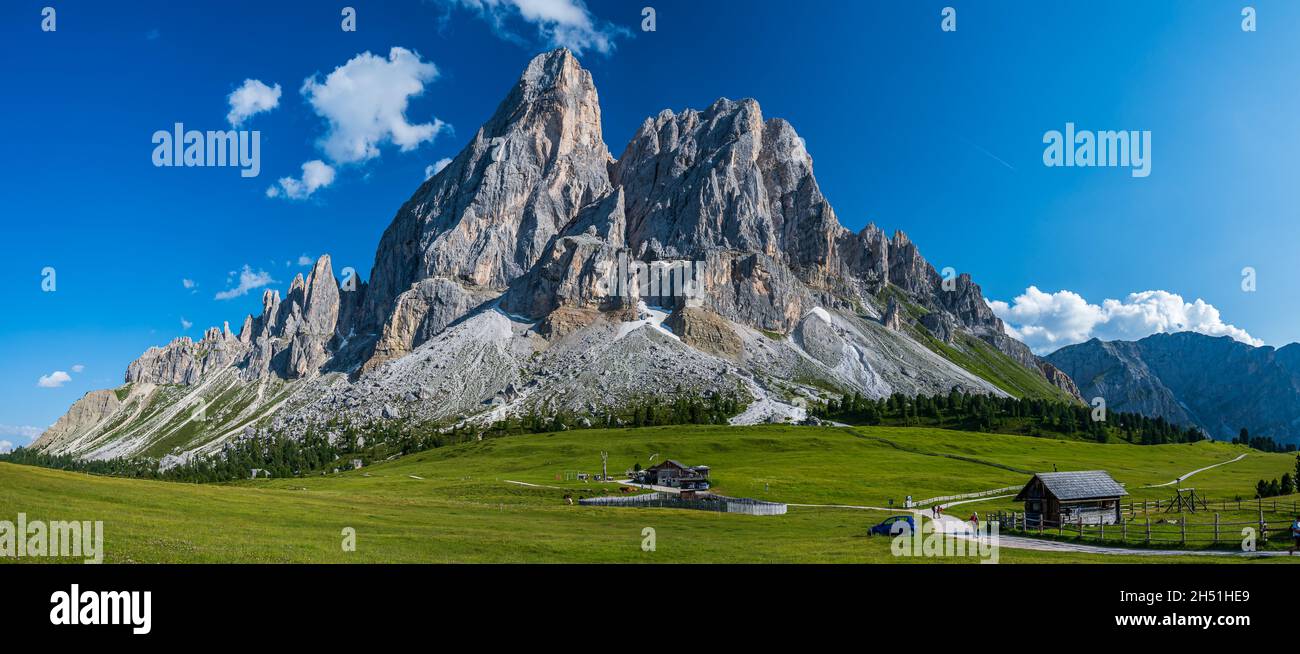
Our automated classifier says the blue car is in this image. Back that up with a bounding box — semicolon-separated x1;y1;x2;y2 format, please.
869;515;914;536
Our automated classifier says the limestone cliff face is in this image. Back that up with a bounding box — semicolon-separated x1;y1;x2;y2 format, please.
356;48;613;368
31;389;122;452
125;254;346;385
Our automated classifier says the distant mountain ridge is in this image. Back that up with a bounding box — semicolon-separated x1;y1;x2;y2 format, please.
34;49;1077;465
1047;332;1300;444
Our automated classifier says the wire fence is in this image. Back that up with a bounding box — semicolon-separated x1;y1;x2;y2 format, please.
578;492;787;516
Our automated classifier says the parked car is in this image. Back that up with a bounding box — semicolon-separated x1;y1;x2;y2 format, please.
869;515;914;536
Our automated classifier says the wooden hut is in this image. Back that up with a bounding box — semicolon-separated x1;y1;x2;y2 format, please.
1015;471;1127;526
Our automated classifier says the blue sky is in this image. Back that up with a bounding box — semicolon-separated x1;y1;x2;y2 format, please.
2;0;1298;446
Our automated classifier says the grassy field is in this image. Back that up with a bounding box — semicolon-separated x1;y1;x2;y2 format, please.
1;424;1296;563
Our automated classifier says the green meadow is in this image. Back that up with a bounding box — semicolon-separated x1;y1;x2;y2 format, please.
1;424;1296;563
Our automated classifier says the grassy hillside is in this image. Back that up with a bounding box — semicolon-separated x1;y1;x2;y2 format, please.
874;283;1073;403
1;424;1295;563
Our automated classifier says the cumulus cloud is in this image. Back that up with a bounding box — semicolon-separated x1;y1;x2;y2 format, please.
37;371;72;388
182;278;196;289
181;317;193;330
227;79;282;126
0;440;13;453
444;0;627;55
301;47;448;165
425;157;452;179
297;254;313;266
70;364;85;373
266;160;336;200
215;265;275;300
988;287;1262;354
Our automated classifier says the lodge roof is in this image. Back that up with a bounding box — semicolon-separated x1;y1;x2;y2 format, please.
1015;471;1128;502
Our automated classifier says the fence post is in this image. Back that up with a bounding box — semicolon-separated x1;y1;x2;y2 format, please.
1122;519;1127;543
1100;521;1105;541
1078;512;1084;539
1146;518;1151;545
1180;518;1186;546
1259;506;1266;543
1214;513;1220;545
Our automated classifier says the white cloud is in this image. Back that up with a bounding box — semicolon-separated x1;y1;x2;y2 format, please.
267;160;336;200
181;317;193;330
446;0;626;55
0;424;43;443
297;254;313;266
182;278;196;289
0;440;12;454
37;371;72;388
989;287;1263;354
301;47;448;165
425;157;452;179
227;79;282;126
215;265;275;300
70;364;85;373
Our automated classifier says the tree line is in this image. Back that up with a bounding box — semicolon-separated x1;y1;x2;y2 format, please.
810;390;1209;445
0;390;743;483
1253;454;1300;499
1232;428;1297;454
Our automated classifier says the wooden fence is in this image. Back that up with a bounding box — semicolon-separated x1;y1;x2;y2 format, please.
995;499;1297;547
912;485;1020;508
1120;497;1298;517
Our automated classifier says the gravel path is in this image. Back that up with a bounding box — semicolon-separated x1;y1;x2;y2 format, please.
1144;454;1248;488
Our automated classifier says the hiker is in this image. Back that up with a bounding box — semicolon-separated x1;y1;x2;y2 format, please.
1291;515;1300;555
970;511;979;531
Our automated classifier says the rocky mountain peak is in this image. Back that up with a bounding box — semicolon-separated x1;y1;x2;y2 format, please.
354;48;613;368
41;49;1091;464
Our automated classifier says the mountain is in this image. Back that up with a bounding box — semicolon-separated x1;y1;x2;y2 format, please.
33;49;1078;465
1047;332;1300;444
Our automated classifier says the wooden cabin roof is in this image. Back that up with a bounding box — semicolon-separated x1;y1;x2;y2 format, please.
1015;471;1127;501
